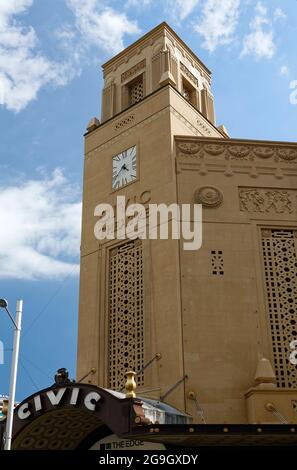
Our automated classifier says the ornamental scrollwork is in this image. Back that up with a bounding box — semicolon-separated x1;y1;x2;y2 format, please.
252;147;275;159
194;186;223;208
204;144;225;156
177;142;200;154
239;188;294;214
277;148;297;162
228;145;251;159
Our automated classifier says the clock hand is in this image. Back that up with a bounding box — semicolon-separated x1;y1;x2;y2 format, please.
115;164;129;178
114;165;125;179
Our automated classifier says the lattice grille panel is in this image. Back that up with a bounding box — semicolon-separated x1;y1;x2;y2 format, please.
211;250;224;276
108;240;144;390
129;77;144;105
261;229;297;388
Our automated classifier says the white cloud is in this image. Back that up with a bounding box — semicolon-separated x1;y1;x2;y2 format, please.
280;65;289;76
167;0;199;22
0;0;75;112
66;0;140;54
241;2;276;59
126;0;152;6
124;0;198;22
274;8;286;21
0;169;82;280
194;0;240;52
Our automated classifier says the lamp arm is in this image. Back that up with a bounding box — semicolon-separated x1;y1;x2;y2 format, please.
4;307;18;330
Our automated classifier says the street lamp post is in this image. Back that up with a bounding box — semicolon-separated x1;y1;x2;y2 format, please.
0;299;23;451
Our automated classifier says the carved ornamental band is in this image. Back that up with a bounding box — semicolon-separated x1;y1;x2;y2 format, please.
180;62;199;87
176;140;297;162
239;188;296;214
121;59;146;83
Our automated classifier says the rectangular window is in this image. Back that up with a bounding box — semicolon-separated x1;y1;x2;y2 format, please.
108;240;144;390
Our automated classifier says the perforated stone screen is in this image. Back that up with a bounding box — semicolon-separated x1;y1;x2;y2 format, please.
129;77;144;105
108;240;144;390
261;229;297;388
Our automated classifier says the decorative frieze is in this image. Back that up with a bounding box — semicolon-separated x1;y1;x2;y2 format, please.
239;188;296;214
121;59;146;83
228;145;251;159
176;139;297;163
180;62;199;87
177;142;201;154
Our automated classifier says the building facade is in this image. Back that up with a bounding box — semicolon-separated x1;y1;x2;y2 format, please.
77;23;297;425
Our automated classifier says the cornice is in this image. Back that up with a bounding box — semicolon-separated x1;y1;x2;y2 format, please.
175;136;297;163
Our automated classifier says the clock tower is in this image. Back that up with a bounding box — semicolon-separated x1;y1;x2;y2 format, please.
77;22;222;407
77;23;297;425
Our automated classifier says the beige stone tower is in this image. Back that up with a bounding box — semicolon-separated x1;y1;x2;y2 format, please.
77;23;297;425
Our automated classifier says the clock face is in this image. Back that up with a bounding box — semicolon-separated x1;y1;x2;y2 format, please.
112;145;137;190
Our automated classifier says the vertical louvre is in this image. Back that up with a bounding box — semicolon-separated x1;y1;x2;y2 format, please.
261;229;297;388
108;240;144;390
129;76;144;105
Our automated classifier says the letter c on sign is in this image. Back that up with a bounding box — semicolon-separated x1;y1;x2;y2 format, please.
84;392;101;411
18;403;31;420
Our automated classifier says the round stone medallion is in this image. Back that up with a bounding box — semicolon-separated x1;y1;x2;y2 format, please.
194;186;223;208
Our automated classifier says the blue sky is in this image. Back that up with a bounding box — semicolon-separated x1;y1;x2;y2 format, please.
0;0;296;401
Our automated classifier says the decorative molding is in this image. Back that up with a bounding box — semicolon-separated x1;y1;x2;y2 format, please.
114;114;135;130
194;186;223;208
180;62;198;87
171;108;217;139
277;148;297;161
196;119;213;136
177;141;200;154
253;146;275;159
167;33;209;80
121;59;146;83
239;188;296;214
229;145;251;159
203;144;225;156
152;51;161;61
176;139;297;164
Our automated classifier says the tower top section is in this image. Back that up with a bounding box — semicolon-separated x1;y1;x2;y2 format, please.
102;22;211;79
100;22;215;125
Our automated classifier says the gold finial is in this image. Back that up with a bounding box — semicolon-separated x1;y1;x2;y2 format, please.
125;371;137;398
